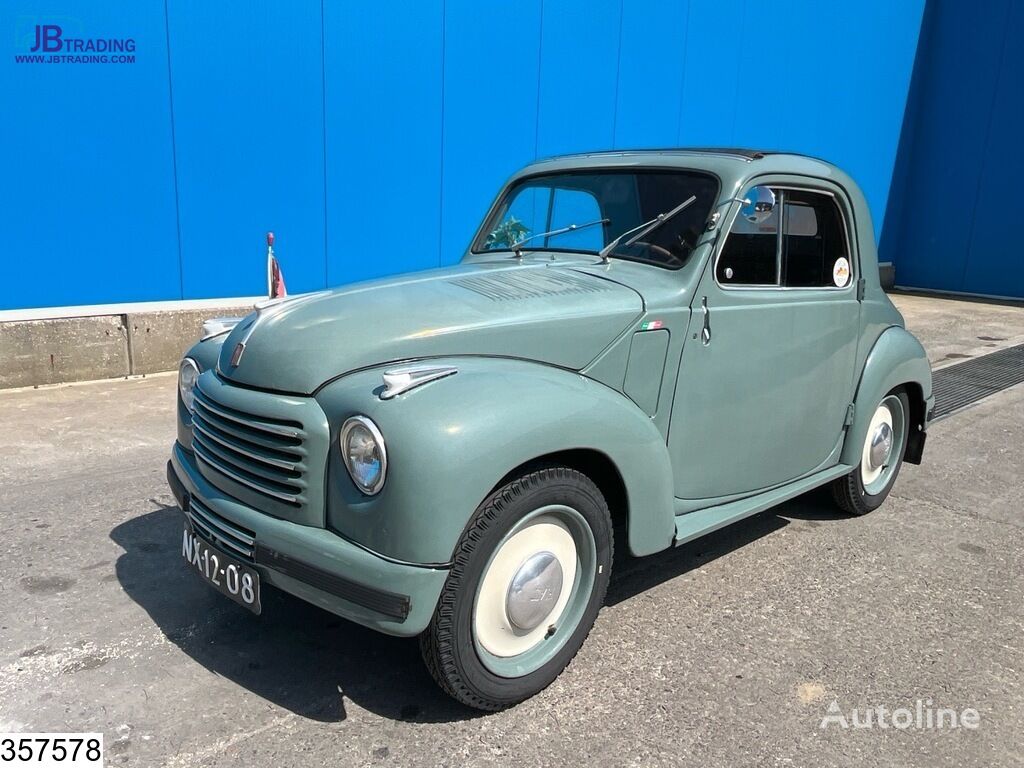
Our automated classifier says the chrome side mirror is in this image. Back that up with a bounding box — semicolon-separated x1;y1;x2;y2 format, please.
739;186;776;224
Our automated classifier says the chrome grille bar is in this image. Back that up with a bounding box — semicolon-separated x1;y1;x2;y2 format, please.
193;441;302;504
187;498;255;560
191;416;300;471
193;392;300;438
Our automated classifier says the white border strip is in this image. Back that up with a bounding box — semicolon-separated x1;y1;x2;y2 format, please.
0;296;264;323
892;286;1024;304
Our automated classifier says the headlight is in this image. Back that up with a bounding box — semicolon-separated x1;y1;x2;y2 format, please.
179;358;200;413
340;415;387;495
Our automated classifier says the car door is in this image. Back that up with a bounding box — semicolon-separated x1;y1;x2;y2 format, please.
668;180;861;501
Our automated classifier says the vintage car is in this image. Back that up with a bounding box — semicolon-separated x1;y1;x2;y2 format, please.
167;148;933;710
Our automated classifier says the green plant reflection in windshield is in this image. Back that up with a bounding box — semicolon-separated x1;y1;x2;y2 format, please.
485;216;530;249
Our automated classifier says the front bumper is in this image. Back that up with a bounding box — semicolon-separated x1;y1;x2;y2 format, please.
168;443;447;636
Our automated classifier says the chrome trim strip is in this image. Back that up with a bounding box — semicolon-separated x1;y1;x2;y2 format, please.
193;442;301;503
193;392;300;438
186;511;253;559
189;499;256;545
380;365;458;400
192;432;301;492
191;416;300;471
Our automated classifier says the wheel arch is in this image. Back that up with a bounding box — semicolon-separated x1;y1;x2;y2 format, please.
843;326;932;468
492;448;630;548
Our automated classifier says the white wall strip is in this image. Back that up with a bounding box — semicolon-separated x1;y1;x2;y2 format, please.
0;296;264;324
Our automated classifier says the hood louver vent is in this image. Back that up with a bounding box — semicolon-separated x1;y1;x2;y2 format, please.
451;270;609;301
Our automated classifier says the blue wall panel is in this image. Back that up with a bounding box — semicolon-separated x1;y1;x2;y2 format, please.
676;0;745;147
678;0;924;241
883;0;1017;296
5;0;954;310
323;0;443;284
612;0;689;149
167;0;326;299
960;0;1023;298
1;0;180;309
534;0;623;158
438;0;543;264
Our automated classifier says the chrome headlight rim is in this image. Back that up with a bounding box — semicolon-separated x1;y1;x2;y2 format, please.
339;415;388;495
178;357;200;414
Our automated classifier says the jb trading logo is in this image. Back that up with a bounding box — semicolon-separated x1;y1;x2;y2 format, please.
15;24;136;64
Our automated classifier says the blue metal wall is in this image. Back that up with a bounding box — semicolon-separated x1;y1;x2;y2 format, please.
880;0;1024;299
1;0;926;311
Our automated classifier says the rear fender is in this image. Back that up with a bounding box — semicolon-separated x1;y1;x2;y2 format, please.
842;327;933;468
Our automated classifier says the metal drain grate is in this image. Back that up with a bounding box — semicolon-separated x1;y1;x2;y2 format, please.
932;343;1024;420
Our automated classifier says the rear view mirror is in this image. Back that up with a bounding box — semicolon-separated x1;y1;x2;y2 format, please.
739;186;776;224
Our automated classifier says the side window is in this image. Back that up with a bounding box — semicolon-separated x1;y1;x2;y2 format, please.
782;191;850;288
717;198;780;285
717;187;851;288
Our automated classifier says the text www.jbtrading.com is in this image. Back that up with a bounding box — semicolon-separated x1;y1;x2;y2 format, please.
15;54;135;64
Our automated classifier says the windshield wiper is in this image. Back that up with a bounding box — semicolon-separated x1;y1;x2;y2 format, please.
511;218;610;258
598;195;697;264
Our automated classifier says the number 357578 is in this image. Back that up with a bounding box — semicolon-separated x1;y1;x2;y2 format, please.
0;734;103;766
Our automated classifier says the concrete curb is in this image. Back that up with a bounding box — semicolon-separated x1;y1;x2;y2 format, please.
0;305;251;389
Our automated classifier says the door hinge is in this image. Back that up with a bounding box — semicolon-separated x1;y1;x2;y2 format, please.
844;403;856;427
856;277;866;301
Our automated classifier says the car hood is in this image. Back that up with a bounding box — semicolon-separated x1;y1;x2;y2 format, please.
217;260;643;394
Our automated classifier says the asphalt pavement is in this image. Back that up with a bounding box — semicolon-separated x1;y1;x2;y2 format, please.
0;293;1021;767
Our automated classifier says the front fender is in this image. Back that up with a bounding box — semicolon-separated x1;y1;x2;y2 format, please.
316;357;676;564
842;326;933;468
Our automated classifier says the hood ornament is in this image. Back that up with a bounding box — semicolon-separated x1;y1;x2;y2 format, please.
201;316;243;341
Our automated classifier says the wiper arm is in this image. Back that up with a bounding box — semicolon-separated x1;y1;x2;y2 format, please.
511;217;610;257
598;195;697;264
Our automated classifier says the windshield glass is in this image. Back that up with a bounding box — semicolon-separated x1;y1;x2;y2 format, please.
473;169;718;269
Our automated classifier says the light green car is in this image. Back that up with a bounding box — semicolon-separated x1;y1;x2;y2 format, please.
167;148;933;710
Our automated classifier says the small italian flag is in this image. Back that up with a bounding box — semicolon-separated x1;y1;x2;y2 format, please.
266;231;287;298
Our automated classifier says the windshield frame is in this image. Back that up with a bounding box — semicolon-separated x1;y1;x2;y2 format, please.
468;166;722;269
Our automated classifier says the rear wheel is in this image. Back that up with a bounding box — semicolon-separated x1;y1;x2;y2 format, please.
832;389;910;515
420;466;613;710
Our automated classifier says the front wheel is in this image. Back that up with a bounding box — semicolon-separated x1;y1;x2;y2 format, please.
420;467;613;710
831;389;910;515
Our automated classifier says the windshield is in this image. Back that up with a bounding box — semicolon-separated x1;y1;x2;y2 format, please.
473;169;718;269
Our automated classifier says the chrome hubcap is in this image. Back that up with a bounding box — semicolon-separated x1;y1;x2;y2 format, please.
868;421;893;470
473;508;587;664
506;551;563;631
860;395;905;494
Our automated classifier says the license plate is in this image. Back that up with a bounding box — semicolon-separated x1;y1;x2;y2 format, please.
182;525;261;614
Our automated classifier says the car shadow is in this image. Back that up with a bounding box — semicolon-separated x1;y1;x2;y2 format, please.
111;504;475;724
607;487;847;606
112;488;848;723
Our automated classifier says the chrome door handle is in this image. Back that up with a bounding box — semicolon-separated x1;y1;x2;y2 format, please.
700;296;711;346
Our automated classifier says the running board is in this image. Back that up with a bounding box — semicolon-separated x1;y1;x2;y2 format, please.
673;464;854;547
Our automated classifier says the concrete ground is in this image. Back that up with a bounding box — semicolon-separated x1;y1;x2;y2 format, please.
0;293;1021;767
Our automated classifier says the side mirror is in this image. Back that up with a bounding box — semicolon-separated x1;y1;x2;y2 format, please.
739;186;776;224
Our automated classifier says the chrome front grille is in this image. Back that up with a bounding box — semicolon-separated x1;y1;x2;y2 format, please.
187;496;256;561
191;387;308;508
